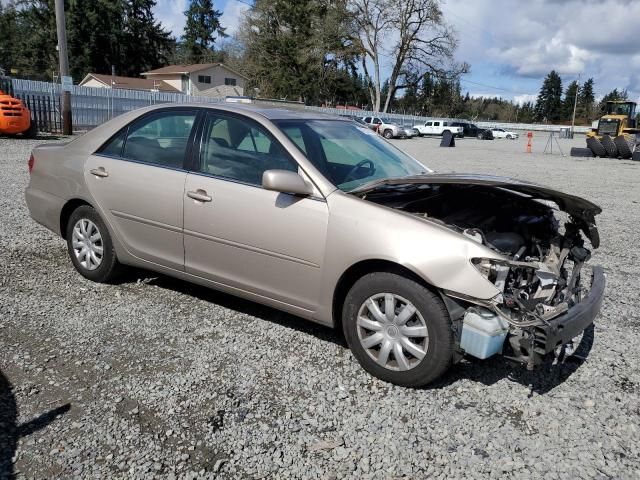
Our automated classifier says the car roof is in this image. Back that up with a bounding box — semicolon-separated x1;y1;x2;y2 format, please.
141;102;342;121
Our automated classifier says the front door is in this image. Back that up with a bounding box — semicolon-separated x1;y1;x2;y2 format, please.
85;109;198;270
183;112;329;311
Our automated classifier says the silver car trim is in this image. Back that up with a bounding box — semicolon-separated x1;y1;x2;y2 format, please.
93;153;189;173
183;228;321;268
111;210;182;234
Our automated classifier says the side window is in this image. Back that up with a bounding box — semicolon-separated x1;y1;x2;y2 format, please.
364;117;371;123
122;111;196;169
98;129;126;157
200;114;298;186
425;122;432;126
373;118;381;124
443;122;448;126
433;121;440;127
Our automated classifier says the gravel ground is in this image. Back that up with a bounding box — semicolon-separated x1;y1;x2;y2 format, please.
1;133;639;479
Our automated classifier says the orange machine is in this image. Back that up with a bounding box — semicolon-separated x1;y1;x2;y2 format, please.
0;90;34;136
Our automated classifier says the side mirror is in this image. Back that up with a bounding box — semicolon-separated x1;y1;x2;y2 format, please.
262;170;314;196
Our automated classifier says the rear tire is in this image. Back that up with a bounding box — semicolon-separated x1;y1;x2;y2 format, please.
383;129;393;139
342;272;453;387
66;205;123;283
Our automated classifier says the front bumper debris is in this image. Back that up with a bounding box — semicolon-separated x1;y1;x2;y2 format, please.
531;266;605;362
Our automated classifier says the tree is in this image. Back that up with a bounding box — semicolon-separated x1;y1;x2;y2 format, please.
182;0;227;64
577;77;595;122
597;87;626;117
349;0;465;112
562;80;579;121
240;0;359;105
9;0;58;80
0;2;19;74
121;0;174;76
68;0;125;80
534;70;562;122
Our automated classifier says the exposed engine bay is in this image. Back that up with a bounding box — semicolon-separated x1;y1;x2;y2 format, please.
354;175;604;367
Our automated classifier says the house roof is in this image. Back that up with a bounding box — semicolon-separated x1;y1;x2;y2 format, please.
80;73;180;92
142;63;249;80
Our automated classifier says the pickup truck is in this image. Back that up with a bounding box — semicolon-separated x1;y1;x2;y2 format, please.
413;119;464;138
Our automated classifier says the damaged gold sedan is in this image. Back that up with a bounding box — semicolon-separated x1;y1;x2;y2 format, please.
25;105;605;386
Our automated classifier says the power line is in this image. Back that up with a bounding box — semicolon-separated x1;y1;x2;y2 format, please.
460;78;534;97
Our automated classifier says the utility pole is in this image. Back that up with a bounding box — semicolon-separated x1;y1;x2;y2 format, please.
54;0;72;135
570;74;581;139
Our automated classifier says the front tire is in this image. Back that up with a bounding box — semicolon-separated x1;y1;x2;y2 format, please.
383;129;393;139
66;205;122;283
343;272;453;387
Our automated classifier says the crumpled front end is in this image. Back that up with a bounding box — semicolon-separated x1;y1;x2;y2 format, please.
354;174;606;367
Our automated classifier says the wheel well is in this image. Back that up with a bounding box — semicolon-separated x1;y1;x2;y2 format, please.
59;199;92;239
332;259;436;330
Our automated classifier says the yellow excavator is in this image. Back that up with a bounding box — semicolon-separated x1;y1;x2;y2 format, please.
572;100;640;159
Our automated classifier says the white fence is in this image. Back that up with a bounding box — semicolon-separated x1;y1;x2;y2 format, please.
12;79;224;129
11;78;590;134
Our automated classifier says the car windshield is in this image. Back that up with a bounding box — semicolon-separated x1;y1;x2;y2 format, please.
275;119;427;191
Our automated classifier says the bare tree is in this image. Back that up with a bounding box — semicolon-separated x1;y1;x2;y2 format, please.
349;0;465;112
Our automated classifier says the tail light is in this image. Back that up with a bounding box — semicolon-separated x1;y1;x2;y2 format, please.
28;153;34;174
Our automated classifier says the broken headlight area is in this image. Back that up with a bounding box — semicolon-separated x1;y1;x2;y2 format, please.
461;224;599;367
470;221;592;328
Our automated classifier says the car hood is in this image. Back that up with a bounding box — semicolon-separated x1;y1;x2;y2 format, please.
351;173;602;247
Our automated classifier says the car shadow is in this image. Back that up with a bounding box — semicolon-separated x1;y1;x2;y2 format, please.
121;270;594;395
429;324;596;395
126;269;347;348
0;369;71;479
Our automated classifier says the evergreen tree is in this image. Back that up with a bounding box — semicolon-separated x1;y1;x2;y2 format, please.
68;0;125;80
241;0;356;105
598;88;628;116
121;0;174;76
534;70;562;122
12;0;58;80
182;0;226;64
0;2;19;74
577;78;595;121
562;80;579;121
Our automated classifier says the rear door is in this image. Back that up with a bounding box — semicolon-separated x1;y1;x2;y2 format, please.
85;108;199;270
182;111;329;311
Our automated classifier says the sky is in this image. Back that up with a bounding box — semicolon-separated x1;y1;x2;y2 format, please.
154;0;639;104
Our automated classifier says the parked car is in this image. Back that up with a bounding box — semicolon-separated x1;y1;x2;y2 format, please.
478;129;494;140
449;121;479;138
412;119;464;138
400;125;419;138
361;116;404;139
490;128;519;139
25;104;605;387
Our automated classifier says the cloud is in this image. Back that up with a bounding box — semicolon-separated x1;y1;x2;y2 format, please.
221;0;250;36
445;0;640;99
513;94;537;106
154;0;188;38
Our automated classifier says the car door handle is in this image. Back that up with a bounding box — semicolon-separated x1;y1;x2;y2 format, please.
186;189;212;202
90;167;109;178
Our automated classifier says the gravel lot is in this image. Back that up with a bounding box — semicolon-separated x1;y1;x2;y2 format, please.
1;133;639;479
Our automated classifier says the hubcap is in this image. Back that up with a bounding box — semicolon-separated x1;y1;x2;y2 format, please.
356;293;429;372
71;218;104;271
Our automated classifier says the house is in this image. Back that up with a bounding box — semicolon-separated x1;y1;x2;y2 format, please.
79;73;179;92
141;63;248;97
